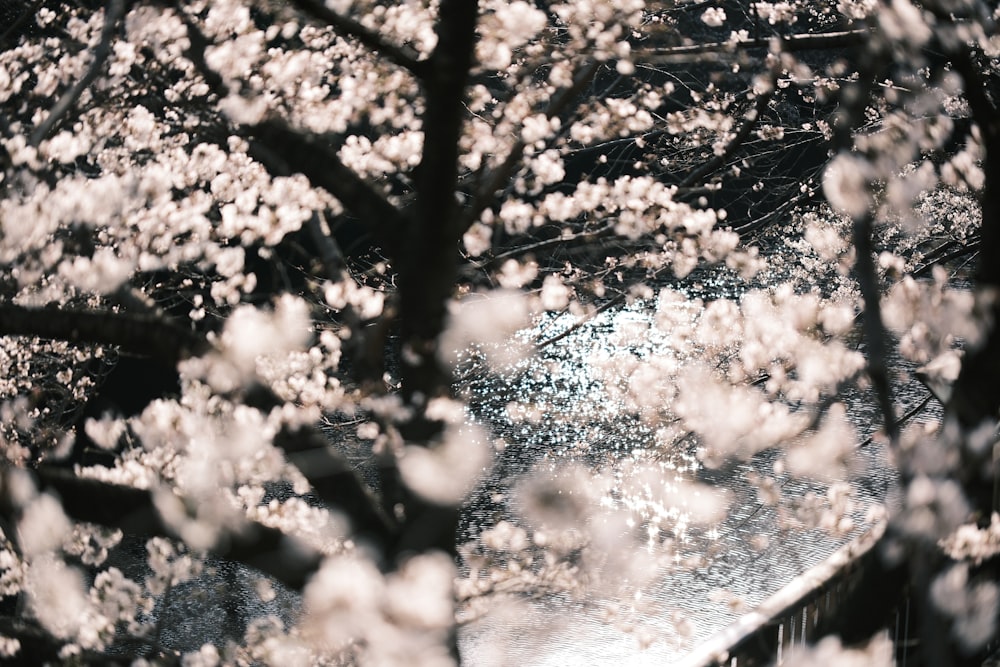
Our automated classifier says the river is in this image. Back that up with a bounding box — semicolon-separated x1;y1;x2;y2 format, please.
456;294;938;666
140;265;940;666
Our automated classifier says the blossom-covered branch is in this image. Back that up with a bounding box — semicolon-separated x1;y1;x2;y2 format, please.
634;29;868;63
246;120;407;258
27;0;126;146
34;466;325;591
461;61;601;235
678;67;778;189
288;0;429;78
0;304;208;366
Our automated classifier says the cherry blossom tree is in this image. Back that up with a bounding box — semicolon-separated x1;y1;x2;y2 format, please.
0;0;997;665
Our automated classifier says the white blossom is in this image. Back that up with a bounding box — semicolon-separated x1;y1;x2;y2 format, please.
17;493;72;557
25;555;93;642
701;7;727;27
400;422;491;505
823;153;874;219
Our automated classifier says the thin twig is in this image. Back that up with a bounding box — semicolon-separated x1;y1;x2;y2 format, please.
462;222;617;275
460;61;601;234
679;68;778;189
535;291;629;350
633;29;867;63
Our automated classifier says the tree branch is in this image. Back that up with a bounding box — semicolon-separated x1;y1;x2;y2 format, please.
460;61;601;235
274;425;398;553
460;221;617;276
853;211;899;444
679;68;777;188
245;120;407;260
178;0;410;271
173;2;227;98
942;43;1000;521
287;0;429;79
0;617;146;666
0;304;209;366
28;0;125;146
393;0;480;406
305;211;347;279
35;466;324;591
949;46;1000;290
632;29;868;64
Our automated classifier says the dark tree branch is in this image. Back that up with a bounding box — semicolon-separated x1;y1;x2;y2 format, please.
0;304;209;366
460;221;617;276
0;0;46;50
275;425;398;554
853;211;899;444
633;29;868;63
536;290;628;350
808;19;1000;666
395;0;480;407
245;120;406;260
942;50;1000;521
35;466;324;591
949;47;1000;290
305;211;347;279
814;32;900;447
679;68;778;189
288;0;429;79
178;0;407;276
28;0;125;146
173;2;227;97
0;617;148;666
949;49;997;142
460;61;601;235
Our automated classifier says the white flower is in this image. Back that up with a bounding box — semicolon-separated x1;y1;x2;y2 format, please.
25;555;91;641
823;153;873;219
756;125;785;141
440;290;532;370
755;1;798;24
837;0;876;19
302;554;383;646
0;637;19;658
539;274;571;311
399;423;491;505
931;564;1000;651
84;415;126;451
701;7;727;26
878;0;931;46
493;1;547;45
18;494;72;557
520;114;558;144
462;222;493;257
783;635;893;666
383;552;456;630
44;131;90;163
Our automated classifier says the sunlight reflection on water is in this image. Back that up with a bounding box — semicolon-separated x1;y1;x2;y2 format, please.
458;297;932;666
